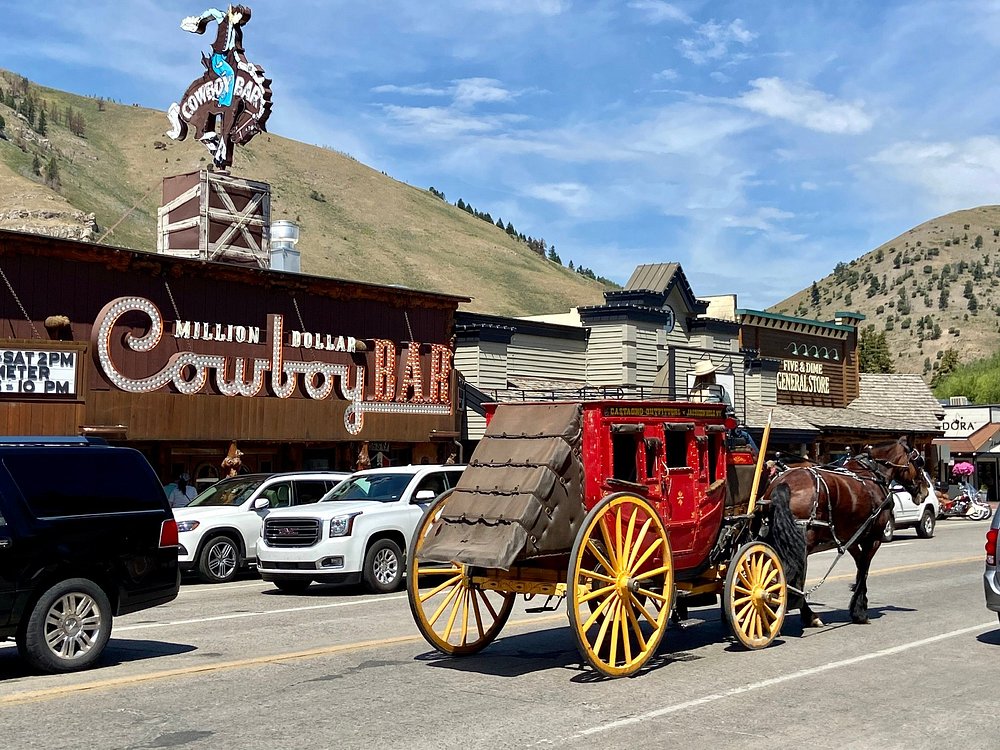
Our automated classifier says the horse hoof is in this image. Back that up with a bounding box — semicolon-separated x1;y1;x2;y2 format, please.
810;616;825;628
852;617;869;625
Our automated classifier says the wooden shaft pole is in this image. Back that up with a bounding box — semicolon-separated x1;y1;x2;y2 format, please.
746;410;773;516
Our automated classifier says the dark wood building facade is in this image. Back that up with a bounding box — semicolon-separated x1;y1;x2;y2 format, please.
0;230;464;487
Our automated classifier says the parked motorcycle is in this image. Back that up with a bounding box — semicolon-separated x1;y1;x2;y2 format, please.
937;486;992;521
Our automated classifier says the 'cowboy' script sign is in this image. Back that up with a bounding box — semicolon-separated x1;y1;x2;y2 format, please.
166;5;273;169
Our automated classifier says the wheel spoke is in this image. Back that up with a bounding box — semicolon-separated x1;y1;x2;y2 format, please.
427;578;464;627
619;600;632;665
629;537;664;574
442;584;465;641
608;600;622;667
582;589;616;631
634;586;669;604
633;562;670;581
580;583;616;604
478;589;501;621
597;515;618;568
579;566;616;585
585;540;616;576
460;588;470;646
470;589;486;640
625;517;653;573
628;590;658;628
622;508;639;569
624;594;650;651
419;572;464;603
615;506;624;573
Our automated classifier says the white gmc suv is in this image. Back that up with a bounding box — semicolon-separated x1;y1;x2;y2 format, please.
174;471;350;583
256;464;465;594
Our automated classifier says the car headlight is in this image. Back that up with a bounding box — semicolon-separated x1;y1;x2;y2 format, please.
176;520;200;533
330;512;362;538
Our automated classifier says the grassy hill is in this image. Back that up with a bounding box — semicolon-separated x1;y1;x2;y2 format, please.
771;205;1000;378
0;70;608;316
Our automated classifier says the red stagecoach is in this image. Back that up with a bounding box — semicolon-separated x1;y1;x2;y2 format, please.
407;397;789;677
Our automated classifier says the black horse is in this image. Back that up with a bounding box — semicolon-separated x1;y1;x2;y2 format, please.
766;438;929;626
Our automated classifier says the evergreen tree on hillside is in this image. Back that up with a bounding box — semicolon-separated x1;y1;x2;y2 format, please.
931;349;960;387
858;327;895;373
35;109;46;136
810;281;820;306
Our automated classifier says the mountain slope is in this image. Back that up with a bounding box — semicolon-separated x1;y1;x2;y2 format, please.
0;70;607;316
771;206;1000;377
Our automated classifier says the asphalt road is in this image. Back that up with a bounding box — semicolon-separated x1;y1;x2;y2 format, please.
1;518;996;750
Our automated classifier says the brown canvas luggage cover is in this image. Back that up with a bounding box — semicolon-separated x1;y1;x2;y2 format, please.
418;402;586;569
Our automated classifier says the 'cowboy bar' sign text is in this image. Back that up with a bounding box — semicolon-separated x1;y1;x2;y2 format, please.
91;297;452;435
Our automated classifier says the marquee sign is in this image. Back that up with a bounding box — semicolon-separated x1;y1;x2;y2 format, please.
91;297;453;435
0;348;77;397
776;359;830;395
166;5;272;169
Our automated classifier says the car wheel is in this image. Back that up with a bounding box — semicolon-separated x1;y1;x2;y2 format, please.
198;535;240;583
916;509;936;539
273;578;312;594
363;539;403;594
16;578;112;673
880;515;894;543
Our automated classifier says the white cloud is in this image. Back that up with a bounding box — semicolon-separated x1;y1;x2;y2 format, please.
522;182;592;215
452;78;515;107
380;105;526;138
371;84;449;97
628;1;691;25
679;19;756;65
653;68;679;82
736;78;873;135
470;0;568;15
869;137;1000;210
800;181;819;191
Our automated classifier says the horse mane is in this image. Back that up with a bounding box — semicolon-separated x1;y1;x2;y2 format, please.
768;483;807;610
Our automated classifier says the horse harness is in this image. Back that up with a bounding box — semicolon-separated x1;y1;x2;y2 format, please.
784;456;898;600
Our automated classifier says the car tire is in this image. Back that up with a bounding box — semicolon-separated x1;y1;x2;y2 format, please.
880;515;894;543
16;578;113;673
197;535;240;583
916;509;935;539
273;578;312;594
363;539;404;594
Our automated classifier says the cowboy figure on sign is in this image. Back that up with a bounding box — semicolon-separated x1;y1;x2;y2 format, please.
166;5;272;169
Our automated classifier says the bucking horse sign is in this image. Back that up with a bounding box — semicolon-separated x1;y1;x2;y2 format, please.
166;5;273;170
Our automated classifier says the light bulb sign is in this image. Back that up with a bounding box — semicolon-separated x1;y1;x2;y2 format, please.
166;5;273;169
91;297;453;436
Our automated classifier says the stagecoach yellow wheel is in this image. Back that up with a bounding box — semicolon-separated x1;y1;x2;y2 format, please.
407;491;515;655
723;541;787;649
567;493;673;678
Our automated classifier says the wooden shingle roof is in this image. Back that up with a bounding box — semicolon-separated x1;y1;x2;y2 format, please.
850;374;944;432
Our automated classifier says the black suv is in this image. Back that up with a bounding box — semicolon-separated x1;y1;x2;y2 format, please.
0;437;180;673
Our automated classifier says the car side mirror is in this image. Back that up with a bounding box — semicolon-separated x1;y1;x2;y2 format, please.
253;497;270;511
413;490;436;503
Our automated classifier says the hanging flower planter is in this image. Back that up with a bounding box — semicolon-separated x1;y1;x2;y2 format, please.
952;461;975;477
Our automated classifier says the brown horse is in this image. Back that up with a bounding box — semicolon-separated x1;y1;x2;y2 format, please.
766;438;929;627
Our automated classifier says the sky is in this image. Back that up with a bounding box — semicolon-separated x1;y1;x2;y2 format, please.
4;0;1000;309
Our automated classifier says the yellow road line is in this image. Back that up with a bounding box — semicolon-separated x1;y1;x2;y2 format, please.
0;613;566;707
806;555;981;584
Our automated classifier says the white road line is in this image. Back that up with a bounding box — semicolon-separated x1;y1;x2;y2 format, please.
571;621;994;740
113;593;408;633
0;594;411;650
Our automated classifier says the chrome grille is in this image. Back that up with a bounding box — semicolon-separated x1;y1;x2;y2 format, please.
263;518;320;547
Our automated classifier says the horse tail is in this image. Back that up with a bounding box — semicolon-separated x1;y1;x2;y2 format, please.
768;482;807;611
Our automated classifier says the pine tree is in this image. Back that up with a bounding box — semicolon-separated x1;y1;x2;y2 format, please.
810;281;820;306
31;154;40;176
35;109;46;136
858;327;895;373
44;157;59;187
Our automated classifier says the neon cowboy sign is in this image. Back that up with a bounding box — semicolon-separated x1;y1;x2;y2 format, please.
91;297;452;435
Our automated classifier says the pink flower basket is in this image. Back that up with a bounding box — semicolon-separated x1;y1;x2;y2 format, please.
952;461;975;477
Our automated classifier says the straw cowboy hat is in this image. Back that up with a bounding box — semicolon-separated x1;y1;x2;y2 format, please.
692;360;719;378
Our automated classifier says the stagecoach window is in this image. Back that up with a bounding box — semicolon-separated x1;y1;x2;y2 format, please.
664;431;689;469
708;433;720;483
612;432;639;482
644;437;661;480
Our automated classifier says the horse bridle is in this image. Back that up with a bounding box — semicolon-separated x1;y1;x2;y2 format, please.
870;448;925;498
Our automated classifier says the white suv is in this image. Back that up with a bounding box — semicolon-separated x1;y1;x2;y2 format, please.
174;471;349;583
257;464;465;594
881;471;939;542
